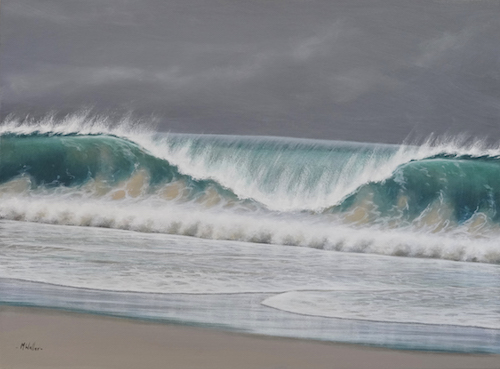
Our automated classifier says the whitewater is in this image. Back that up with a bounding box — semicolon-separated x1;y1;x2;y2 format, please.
1;115;499;353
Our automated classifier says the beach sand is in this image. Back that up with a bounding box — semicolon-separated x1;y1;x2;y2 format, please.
1;306;499;369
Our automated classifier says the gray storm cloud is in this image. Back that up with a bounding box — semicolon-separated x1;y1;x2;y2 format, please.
1;0;499;143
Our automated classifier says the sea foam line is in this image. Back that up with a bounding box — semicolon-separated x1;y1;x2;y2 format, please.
0;193;499;263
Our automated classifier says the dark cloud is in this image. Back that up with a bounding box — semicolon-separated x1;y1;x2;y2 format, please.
1;0;500;143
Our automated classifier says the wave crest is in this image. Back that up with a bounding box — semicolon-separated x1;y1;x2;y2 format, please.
2;115;500;263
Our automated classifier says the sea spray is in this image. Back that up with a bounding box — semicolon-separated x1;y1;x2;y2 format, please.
1;114;500;263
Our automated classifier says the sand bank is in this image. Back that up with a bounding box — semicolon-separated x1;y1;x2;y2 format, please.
1;306;499;369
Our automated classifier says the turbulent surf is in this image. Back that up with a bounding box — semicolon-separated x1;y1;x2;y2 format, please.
1;115;500;263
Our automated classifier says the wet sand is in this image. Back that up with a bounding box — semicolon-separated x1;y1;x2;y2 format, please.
1;306;499;369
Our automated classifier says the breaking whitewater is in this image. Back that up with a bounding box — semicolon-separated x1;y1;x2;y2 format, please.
1;114;499;264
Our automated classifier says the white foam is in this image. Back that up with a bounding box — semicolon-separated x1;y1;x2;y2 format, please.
0;191;499;263
262;288;500;329
2;114;500;264
2;219;499;330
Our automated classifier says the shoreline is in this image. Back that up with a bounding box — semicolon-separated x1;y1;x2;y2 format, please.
1;306;499;369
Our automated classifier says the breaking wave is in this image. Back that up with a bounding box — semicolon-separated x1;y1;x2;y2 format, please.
1;114;500;263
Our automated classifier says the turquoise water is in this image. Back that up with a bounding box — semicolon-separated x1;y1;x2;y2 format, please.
1;116;500;353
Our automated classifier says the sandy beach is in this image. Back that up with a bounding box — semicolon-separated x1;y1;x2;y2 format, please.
1;306;499;369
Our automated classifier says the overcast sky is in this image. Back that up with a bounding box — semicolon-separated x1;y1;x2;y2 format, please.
1;0;499;143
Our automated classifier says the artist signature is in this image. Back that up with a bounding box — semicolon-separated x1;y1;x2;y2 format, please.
18;342;43;351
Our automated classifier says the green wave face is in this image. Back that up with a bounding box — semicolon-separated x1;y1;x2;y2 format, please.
0;133;238;203
0;134;162;186
336;155;500;226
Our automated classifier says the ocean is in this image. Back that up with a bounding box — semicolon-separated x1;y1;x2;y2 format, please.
1;115;499;353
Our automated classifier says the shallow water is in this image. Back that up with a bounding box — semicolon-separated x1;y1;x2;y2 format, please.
1;220;499;353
